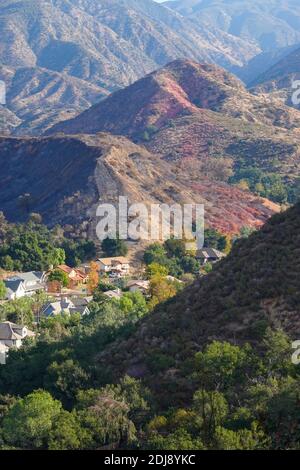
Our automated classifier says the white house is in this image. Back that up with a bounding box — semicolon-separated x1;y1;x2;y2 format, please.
0;343;8;365
39;297;90;321
4;279;26;300
0;321;35;364
98;257;130;277
4;272;46;300
127;280;150;295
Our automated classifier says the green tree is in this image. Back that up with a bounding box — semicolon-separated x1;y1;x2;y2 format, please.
214;425;265;450
102;235;128;257
181;256;200;274
0;296;35;326
48;410;83;450
45;359;90;404
164;238;186;258
147;429;205;450
143;243;167;265
48;269;69;287
0;280;6;300
2;390;62;449
195;341;260;391
75;392;136;449
146;262;168;279
115;291;148;319
193;390;228;442
204;228;227;251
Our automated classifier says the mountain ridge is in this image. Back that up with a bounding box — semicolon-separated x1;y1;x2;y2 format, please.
49;59;300;205
0;131;277;236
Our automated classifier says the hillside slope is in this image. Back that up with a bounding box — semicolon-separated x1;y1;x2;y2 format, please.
0;65;108;135
97;202;300;396
0;132;276;235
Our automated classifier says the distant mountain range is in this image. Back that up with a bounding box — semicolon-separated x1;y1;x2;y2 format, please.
166;0;300;52
2;0;300;134
250;46;300;108
0;0;261;134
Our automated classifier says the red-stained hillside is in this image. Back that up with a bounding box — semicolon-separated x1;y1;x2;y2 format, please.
0;133;277;236
49;60;243;136
50;59;300;191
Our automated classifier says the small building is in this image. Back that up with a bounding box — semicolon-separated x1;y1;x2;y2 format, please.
98;257;130;277
54;265;89;288
166;275;184;284
195;248;226;265
0;343;9;365
102;289;123;300
0;321;35;351
4;272;46;300
39;297;90;321
127;280;150;295
4;279;26;300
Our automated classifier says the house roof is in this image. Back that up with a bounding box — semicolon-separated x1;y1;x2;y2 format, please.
196;248;225;259
75;269;88;280
103;289;123;299
0;321;35;341
71;296;93;308
42;298;75;317
56;265;75;274
69;306;90;316
98;257;129;266
127;280;150;289
0;322;22;340
5;272;45;296
55;265;88;281
4;279;24;294
8;272;44;283
166;275;184;283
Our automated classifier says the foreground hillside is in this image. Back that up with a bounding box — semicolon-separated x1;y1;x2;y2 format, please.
51;59;300;204
96;202;300;396
0;204;300;449
0;132;276;235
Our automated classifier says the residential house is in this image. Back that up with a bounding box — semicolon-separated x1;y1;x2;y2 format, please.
0;321;35;364
54;265;89;288
4;279;26;300
102;289;123;300
98;257;130;278
0;343;8;365
127;280;150;295
166;276;184;284
39;297;90;321
195;248;226;265
4;271;46;300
